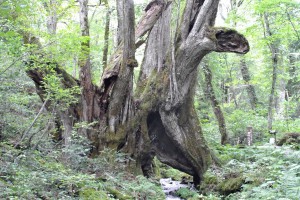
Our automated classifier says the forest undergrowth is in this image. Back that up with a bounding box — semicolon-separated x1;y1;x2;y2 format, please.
1;134;299;199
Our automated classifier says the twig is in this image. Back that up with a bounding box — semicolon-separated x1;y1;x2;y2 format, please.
32;127;50;150
0;58;22;78
14;98;49;148
0;0;8;6
284;7;300;41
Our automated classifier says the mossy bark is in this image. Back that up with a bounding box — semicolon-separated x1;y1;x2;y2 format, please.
24;0;249;184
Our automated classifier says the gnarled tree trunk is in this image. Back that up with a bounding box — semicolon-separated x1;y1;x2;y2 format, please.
24;0;249;184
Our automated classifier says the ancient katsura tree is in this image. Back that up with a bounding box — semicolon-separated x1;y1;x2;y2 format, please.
25;0;249;184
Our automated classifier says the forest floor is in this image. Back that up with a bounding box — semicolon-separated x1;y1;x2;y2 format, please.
0;141;299;200
157;143;300;200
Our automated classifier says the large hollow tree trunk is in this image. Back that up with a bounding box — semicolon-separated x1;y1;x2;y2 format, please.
123;0;248;183
202;63;228;145
24;0;249;184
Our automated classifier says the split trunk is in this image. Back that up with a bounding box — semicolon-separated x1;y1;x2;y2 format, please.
25;0;249;183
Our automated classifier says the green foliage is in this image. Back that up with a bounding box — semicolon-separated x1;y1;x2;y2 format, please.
1;0;300;200
161;167;190;181
217;176;245;195
106;175;165;200
0;143;104;199
225;109;267;144
0;141;165;199
272;119;300;135
43;74;80;107
206;145;300;199
80;188;108;200
175;187;199;199
0;62;44;142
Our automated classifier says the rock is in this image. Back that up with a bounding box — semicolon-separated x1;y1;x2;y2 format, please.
277;133;300;146
217;176;245;195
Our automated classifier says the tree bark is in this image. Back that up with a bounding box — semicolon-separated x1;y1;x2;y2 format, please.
286;49;298;99
44;0;58;35
240;57;258;110
202;63;228;145
116;0;124;46
102;1;110;70
24;0;249;184
263;13;278;131
224;55;239;107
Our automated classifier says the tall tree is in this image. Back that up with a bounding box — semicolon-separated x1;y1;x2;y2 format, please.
102;0;110;70
263;13;279;130
44;0;58;35
227;0;258;110
202;62;228;145
240;57;258;110
23;0;249;184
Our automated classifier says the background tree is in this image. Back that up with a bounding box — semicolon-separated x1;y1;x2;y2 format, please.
201;60;229;145
240;57;258;110
193;0;300;147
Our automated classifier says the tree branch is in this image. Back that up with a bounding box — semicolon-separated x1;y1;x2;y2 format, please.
22;33;79;100
14;98;49;148
135;0;170;40
284;8;300;41
208;27;249;54
177;0;204;45
190;0;219;35
99;0;171;95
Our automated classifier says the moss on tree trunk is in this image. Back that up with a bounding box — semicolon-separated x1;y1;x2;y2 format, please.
24;0;249;184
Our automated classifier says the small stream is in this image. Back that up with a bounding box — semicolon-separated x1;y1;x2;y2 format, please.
160;178;192;200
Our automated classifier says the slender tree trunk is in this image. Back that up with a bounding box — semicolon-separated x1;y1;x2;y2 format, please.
78;0;99;150
0;122;2;141
267;50;278;131
44;0;58;35
263;13;278;130
285;7;300;104
240;57;258;110
43;0;70;143
202;63;228;145
102;1;110;70
79;0;93;116
287;51;297;98
116;0;124;46
224;55;239;107
287;50;300;118
276;78;286;119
